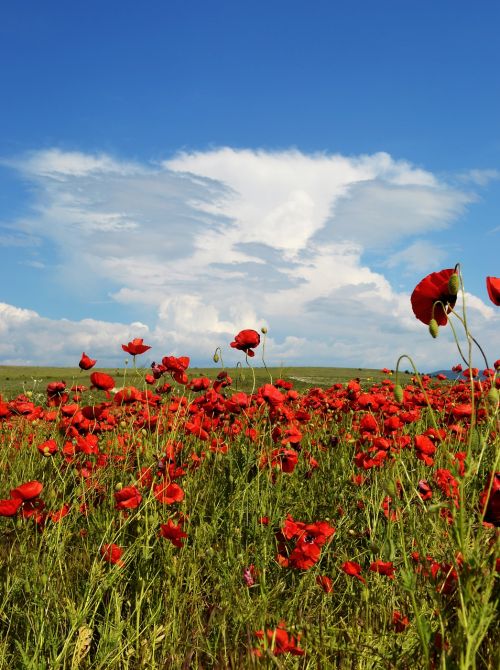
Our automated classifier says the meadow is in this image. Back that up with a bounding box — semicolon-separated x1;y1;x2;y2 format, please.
0;270;498;669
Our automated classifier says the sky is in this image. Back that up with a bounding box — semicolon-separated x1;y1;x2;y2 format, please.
0;0;499;371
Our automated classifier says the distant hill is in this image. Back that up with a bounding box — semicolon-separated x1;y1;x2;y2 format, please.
428;369;489;380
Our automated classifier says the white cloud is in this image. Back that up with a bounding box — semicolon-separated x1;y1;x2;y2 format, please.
1;147;498;370
456;168;500;187
382;240;447;273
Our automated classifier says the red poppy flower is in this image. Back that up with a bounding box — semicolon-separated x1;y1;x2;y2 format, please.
161;356;190;384
266;448;299;473
90;372;116;393
414;434;436;466
159;519;188;547
417;479;433;501
393;611;410;632
280;518;335;570
100;543;125;567
369;560;395;578
114;485;142;511
0;498;23;516
79;352;96;370
316;575;333;593
153;481;185;504
230;329;261;357
10;480;43;501
341;561;366;583
48;503;71;523
122;338;151;356
254;622;304;656
479;472;500;526
486;277;500;306
410;268;458;325
37;439;58;456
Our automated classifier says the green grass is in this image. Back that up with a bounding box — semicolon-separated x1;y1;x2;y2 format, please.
0;365;415;398
0;364;497;669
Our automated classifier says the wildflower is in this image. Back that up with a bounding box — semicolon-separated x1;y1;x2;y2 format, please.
79;352;96;370
162;356;190;384
243;564;257;586
486;276;500;306
414;434;436;466
153;481;184;505
264;448;299;473
230;329;261;357
479;472;500;527
114;485;142;511
288;521;335;570
393;611;410;632
417;480;433;501
100;543;125;567
10;480;43;500
0;498;23;516
316;575;333;593
48;503;71;523
341;561;366;584
410;268;458;326
369;560;396;578
434;469;459;506
159;519;188;547
90;372;116;395
37;439;58;456
122;338;152;356
254;622;304;656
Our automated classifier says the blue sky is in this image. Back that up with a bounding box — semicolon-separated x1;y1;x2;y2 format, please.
0;1;499;369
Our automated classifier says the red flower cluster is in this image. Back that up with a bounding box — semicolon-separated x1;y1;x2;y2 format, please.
276;515;335;570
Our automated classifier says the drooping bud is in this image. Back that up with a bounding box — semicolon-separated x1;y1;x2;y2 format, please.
213;352;219;363
394;384;404;403
448;273;460;296
261;326;268;334
429;319;439;339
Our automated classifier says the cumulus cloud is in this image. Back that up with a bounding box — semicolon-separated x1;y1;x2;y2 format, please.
1;147;498;369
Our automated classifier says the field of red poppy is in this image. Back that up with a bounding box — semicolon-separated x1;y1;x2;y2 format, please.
0;270;498;669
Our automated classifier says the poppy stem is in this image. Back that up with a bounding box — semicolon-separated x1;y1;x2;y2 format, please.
245;353;256;396
394;355;439;432
260;330;273;384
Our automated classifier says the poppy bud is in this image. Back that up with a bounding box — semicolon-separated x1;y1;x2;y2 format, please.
394;385;404;403
429;319;439;338
448;273;459;296
487;387;499;408
384;481;398;498
213;352;219;363
115;482;123;491
261;326;268;334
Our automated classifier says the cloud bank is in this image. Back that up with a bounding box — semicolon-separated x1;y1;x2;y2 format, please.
1;147;498;370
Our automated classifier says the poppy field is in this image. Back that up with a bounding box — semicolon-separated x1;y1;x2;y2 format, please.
0;269;499;669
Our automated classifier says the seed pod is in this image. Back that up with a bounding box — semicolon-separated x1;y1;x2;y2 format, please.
448;273;460;295
394;384;404;403
429;319;439;338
